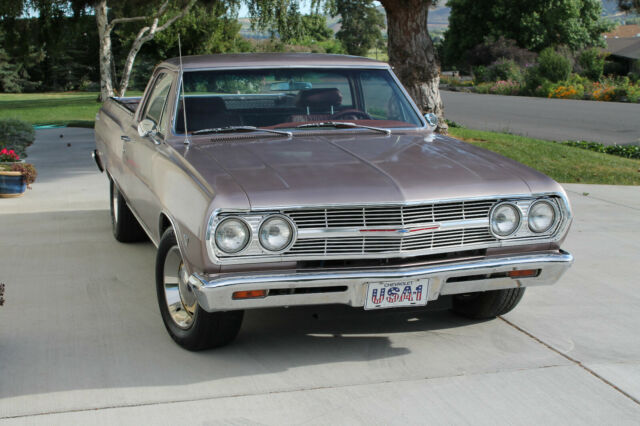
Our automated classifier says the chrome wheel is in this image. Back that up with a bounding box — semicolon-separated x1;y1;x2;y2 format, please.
163;246;197;329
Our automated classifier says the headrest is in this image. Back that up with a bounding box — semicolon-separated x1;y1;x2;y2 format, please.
180;96;227;113
295;88;342;109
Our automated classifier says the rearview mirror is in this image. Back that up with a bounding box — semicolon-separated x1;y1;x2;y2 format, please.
138;119;157;138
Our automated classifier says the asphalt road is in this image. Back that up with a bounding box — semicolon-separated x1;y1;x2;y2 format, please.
1;129;640;424
442;90;640;146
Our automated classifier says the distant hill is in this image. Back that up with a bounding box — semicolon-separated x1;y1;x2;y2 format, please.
238;1;637;40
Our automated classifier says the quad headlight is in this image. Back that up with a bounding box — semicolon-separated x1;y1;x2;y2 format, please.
214;217;250;254
490;203;521;237
528;200;556;233
259;215;294;252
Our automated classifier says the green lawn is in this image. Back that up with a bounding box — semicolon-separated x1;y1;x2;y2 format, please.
0;92;103;127
449;127;640;185
1;92;638;185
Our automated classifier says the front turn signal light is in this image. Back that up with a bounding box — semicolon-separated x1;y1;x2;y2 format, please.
233;290;267;299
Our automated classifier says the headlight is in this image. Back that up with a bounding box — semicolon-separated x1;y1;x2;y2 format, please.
259;215;294;252
491;203;521;237
528;200;556;233
215;218;250;253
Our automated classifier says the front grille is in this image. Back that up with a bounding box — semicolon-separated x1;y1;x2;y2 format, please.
284;200;496;229
286;227;496;257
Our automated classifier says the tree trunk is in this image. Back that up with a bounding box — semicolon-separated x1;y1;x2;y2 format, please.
381;0;447;132
95;0;114;101
118;28;150;96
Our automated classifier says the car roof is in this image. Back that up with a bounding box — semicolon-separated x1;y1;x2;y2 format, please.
160;53;389;71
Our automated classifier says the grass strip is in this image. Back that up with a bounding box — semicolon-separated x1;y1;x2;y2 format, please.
449;127;640;185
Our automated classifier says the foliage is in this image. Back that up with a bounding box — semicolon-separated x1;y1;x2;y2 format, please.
563;140;640;159
444;0;611;68
8;162;37;186
537;48;572;83
333;0;385;57
617;0;640;13
576;48;606;81
548;83;584;99
0;118;35;158
449;127;640;185
466;37;537;68
440;76;474;87
486;59;523;83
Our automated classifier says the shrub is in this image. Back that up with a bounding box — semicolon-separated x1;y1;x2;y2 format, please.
472;65;490;84
10;162;37;186
487;59;523;83
577;48;606;81
537;48;572;83
466;37;537;68
489;80;522;95
563;140;640;159
0;119;35;158
548;83;584;100
523;66;547;95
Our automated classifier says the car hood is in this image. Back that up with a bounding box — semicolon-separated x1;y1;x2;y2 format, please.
178;131;563;209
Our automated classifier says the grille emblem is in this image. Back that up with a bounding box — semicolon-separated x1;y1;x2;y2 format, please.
359;225;440;236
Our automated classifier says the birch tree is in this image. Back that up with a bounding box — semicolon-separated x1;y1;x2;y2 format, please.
94;0;196;100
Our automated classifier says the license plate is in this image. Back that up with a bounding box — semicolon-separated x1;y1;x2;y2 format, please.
364;279;429;310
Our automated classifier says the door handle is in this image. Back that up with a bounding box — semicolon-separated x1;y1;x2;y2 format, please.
121;135;131;142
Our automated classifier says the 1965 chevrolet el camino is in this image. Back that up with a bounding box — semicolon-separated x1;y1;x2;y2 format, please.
94;53;573;350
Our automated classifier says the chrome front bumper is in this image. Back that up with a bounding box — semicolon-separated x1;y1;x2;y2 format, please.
188;251;573;312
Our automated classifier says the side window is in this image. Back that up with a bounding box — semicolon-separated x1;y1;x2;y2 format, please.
143;73;172;134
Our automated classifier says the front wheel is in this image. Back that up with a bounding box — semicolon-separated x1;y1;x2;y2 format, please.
156;228;244;351
451;288;526;319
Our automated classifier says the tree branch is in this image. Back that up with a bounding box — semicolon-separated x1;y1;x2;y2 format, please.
106;16;148;34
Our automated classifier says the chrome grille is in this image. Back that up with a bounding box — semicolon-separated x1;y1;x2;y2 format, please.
284;200;496;229
286;227;496;256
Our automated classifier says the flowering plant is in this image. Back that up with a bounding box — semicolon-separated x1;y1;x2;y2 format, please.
0;148;20;162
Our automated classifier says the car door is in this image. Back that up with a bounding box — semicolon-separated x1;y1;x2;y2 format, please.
124;71;175;237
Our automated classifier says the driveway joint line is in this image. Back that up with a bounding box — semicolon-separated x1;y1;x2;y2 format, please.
0;363;571;420
499;316;640;405
564;189;640;212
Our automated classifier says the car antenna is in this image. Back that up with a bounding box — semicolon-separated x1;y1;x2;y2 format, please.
178;35;190;146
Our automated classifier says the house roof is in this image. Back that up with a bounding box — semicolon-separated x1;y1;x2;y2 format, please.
603;37;640;60
604;24;640;39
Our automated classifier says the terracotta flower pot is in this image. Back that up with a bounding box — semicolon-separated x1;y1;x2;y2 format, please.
0;170;26;198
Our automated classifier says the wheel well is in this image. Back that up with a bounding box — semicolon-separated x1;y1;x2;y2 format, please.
159;214;172;236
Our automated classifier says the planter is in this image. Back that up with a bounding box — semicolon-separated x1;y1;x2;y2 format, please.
0;170;26;198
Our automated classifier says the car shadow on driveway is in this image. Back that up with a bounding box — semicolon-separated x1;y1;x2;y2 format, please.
1;208;552;411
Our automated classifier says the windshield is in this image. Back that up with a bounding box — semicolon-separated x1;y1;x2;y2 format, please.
174;68;423;134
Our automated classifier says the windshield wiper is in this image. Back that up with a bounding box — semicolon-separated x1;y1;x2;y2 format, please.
295;121;391;135
192;126;292;137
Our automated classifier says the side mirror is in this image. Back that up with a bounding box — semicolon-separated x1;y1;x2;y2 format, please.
424;113;438;128
138;118;157;138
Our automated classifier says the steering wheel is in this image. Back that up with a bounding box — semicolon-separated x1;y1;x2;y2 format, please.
330;109;372;120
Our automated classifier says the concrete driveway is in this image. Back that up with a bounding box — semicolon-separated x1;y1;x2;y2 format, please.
1;129;639;424
442;90;640;145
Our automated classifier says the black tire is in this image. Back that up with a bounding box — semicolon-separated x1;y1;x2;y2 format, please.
451;288;526;319
156;228;244;351
110;178;146;243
